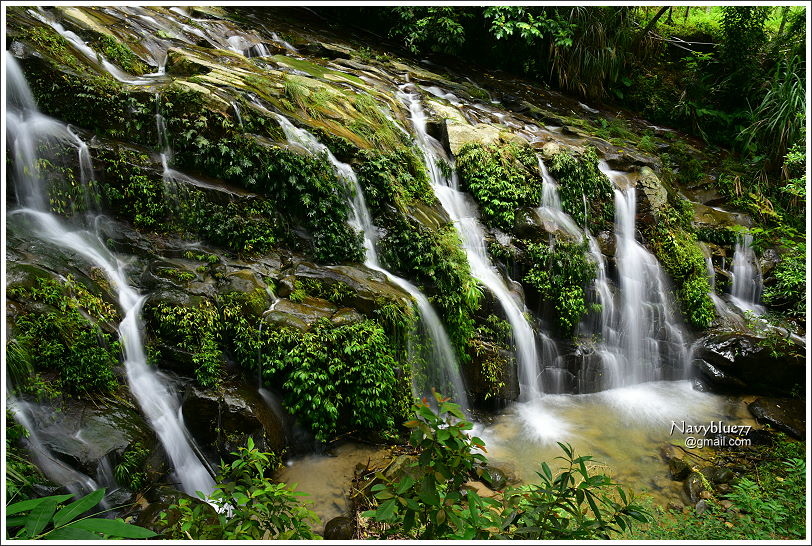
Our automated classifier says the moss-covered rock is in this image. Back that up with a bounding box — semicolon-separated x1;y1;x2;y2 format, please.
547;148;614;232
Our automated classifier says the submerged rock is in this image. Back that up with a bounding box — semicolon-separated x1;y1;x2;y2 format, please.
323;516;354;540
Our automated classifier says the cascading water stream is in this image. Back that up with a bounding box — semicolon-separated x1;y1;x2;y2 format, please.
271;113;468;409
7;53;215;497
588;161;689;390
730;233;765;314
398;86;543;400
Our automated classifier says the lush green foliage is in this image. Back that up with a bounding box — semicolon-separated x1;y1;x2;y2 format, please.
146;300;223;387
93;33;148;75
763;242;806;318
547;149;614;231
159;438;319;539
221;292;407;442
363;392;649;539
456;143;543;231
8;277;120;394
355;148;434;215
5;415;47;503
163;88;363;263
113;442;150;492
379;219;481;362
524;240;597;337
5;488;156;540
626;437;805;540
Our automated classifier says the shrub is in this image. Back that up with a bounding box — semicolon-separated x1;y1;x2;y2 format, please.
159;438;319;540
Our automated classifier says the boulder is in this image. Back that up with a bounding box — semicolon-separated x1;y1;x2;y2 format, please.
323;516;354;540
182;382;288;461
692;359;747;393
264;297;337;331
694;333;805;396
748;398;805;440
636;167;668;224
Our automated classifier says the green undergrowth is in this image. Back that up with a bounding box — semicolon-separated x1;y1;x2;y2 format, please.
641;175;715;329
142;289;412;442
355;148;436;214
91;33;149;75
625;436;805;540
162;87;363;263
379;218;481;363
547;148;614;232
456;143;542;232
7;276;120;394
524;239;598;337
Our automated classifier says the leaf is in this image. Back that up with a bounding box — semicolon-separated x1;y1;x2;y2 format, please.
25;497;59;538
68;518;157;538
6;494;73;516
417;477;440;507
45;527;104;540
52;488;105;528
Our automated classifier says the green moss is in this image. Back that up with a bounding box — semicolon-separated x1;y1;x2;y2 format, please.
524;240;597;337
456;143;542;231
470;315;512;398
298;278;357;307
547;148;614;231
7;277;120;394
93;33;148;75
648;224;715;328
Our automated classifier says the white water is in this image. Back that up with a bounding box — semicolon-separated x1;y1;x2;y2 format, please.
272;113;468;409
536;157;584;240
584;170;689;390
399;86;542;400
7;53;215;497
730;233;765;314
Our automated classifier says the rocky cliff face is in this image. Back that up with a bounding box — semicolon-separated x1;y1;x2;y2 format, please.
5;5;803;504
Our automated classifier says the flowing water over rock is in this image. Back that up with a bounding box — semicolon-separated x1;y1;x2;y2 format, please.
272;112;468;409
399;85;543;400
730;233;765;315
7;53;215;498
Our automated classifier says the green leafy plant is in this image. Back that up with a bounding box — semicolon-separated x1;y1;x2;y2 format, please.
5;488;156;540
159;438;319;539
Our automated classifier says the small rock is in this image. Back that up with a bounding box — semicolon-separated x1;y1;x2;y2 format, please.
684;471;707;503
720;500;734;511
699;490;712;500
669;458;691;481
695;499;708;515
462;480;498;498
323;516;353;540
667;502;684;513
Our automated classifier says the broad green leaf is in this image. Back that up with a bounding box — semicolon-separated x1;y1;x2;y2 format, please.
45;527;104;540
417;477;440;507
25;497;59;538
68;518;157;538
6;494;73;516
52;488;105;528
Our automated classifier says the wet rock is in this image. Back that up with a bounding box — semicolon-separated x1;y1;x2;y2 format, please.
700;466;735;485
290;262;412;316
596;230;615;257
540;141;561;159
297;41;352;60
684;471;708;503
166;48;211;76
695;333;805;396
182;382;288;461
695;499;709;515
692;359;748;393
748;398;805;440
636;167;668;223
264;297;337;331
404;201;450;231
464;341;519;408
603;149;660;172
669;458;691;481
323;516;354;540
759;247;781;277
482;464;513;491
330;307;364;327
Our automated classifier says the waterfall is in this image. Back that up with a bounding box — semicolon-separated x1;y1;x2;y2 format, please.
7;53;215;497
581;167;688;391
730;233;764;314
398;86;543;400
536;158;583;240
271;113;469;410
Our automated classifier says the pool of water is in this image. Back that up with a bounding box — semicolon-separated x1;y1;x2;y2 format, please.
476;381;758;505
275;381;758;525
